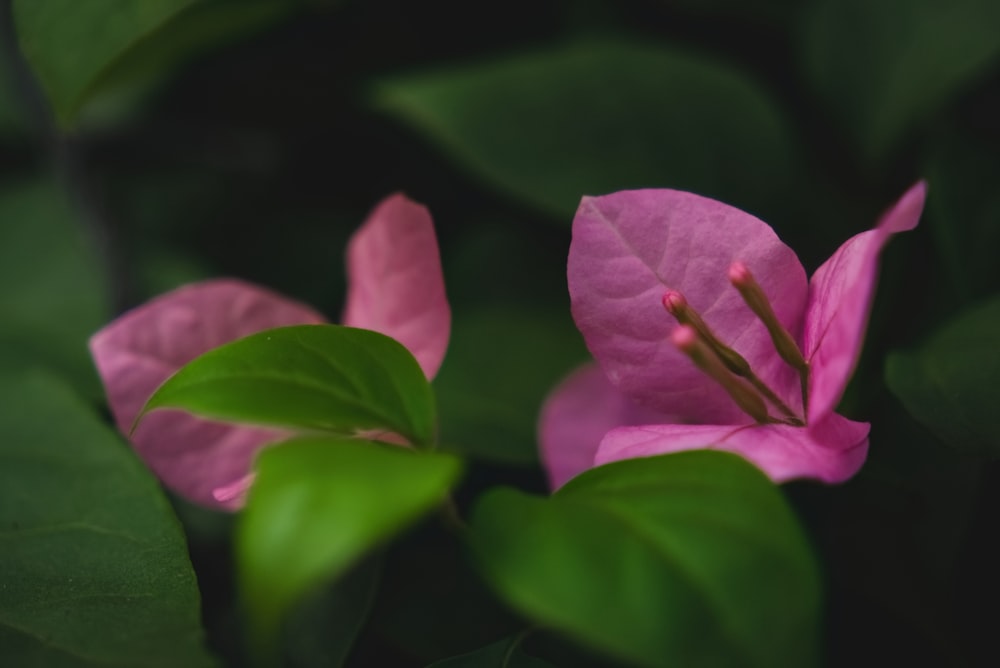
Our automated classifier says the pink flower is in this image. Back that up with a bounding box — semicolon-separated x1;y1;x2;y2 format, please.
540;182;926;489
90;193;450;510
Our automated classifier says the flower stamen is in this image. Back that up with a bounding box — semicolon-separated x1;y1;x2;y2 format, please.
670;325;773;424
663;289;803;424
728;261;810;408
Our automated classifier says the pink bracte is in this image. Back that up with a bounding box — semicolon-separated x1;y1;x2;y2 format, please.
540;182;926;489
90;193;450;510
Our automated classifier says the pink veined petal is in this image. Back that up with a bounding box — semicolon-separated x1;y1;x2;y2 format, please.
89;279;325;509
342;193;451;380
538;363;667;490
568;189;808;422
803;181;926;424
595;412;870;484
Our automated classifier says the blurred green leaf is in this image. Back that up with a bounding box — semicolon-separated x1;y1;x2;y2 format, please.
0;372;215;667
0;51;29;135
0;178;107;397
469;451;821;668
428;634;554;668
923;128;1000;301
658;0;802;25
282;555;381;668
886;296;1000;456
12;0;297;127
140;324;438;447
435;308;587;464
370;522;522;662
237;437;461;663
801;0;1000;162
374;40;796;219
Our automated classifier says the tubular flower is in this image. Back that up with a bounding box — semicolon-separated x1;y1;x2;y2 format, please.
90;193;450;509
540;182;926;489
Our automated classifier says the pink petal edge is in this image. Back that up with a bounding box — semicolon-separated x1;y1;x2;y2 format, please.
89;279;325;509
803;181;926;424
568;189;808;423
539;363;666;490
595;412;870;484
342;193;451;379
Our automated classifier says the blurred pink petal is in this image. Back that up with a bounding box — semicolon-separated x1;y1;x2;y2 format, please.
568;189;807;422
89;279;324;508
803;181;927;423
538;363;665;489
342;193;451;379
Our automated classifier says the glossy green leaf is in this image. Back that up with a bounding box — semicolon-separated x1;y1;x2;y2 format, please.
0;372;215;667
801;0;1000;161
0;179;107;398
886;296;1000;456
237;437;462;663
374;40;796;219
12;0;296;126
469;451;821;668
139;325;437;447
428;635;554;668
435;308;587;464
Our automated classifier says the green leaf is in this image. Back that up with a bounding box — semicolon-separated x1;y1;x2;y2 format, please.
428;635;554;668
237;437;462;663
435;308;587;464
0;371;215;667
282;556;381;668
139;324;438;447
373;40;796;219
12;0;297;126
923;127;1000;302
801;0;1000;162
659;0;800;24
886;296;1000;456
0;179;107;398
469;452;821;668
0;50;29;135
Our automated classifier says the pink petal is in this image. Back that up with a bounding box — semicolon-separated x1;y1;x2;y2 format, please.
568;189;808;422
596;412;870;484
538;363;667;490
89;279;325;509
342;193;451;379
803;181;926;423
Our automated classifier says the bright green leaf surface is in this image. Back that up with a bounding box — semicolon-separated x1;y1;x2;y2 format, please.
886;297;1000;456
237;437;462;662
374;41;796;219
0;179;107;398
0;372;215;667
435;308;587;464
801;0;1000;162
469;452;821;668
12;0;295;126
139;325;438;447
428;634;554;667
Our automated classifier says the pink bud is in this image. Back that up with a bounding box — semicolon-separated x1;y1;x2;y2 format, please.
670;324;698;349
662;289;688;315
728;261;751;285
